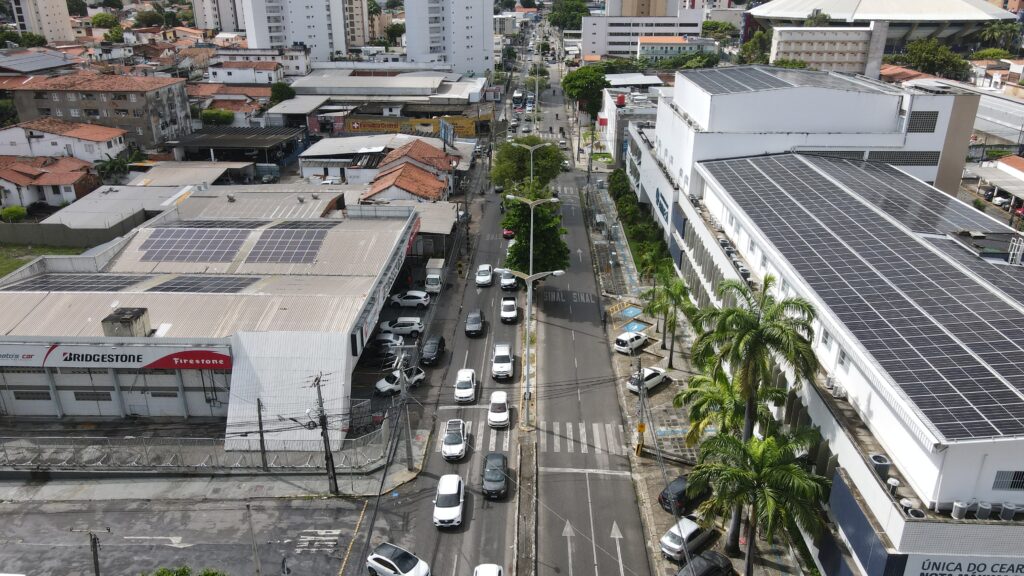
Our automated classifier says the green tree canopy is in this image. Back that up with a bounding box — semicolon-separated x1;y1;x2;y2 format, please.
270;82;296;105
91;12;118;28
803;10;830;26
368;0;381;16
520;0;537;7
978;20;1023;52
674;366;786;446
134;10;165;27
491;135;563;188
701;20;737;41
1;206;27;223
547;0;588;30
103;25;124;42
501;182;570;276
594;58;642;74
528;63;549;77
385;0;402;9
17;32;46;47
771;58;807;69
970;47;1013;60
385;22;405;45
886;38;970;80
650;51;718;70
101;0;122;8
737;29;771;64
526;75;550;91
561;65;609;117
500;0;516;10
66;0;87;16
201;108;235;126
0;99;18;127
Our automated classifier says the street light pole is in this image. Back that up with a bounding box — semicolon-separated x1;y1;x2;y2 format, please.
510;141;554;188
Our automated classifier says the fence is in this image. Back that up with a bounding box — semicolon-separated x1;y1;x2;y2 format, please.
0;420;390;473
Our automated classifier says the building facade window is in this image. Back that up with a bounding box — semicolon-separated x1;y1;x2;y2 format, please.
993;471;1024;491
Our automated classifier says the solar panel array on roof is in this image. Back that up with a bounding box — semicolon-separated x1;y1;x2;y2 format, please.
246;229;326;263
700;154;1024;441
927;237;1024;304
0;274;150;292
683;67;791;94
270;220;341;230
162;220;270;229
147;275;261;293
140;228;249;262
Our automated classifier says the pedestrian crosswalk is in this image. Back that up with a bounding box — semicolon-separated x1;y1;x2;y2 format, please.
435;420;629;456
553;185;577;198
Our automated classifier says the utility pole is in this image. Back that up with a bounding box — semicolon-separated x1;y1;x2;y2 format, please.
71;527;109;576
312;373;339;496
256;397;268;471
635;354;646;457
397;349;416;471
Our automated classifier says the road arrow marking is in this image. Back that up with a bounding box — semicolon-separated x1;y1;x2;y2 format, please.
124;536;192;549
610;522;624;576
577;248;583;263
563;520;575;576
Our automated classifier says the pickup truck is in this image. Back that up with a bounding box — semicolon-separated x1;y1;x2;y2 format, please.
500;296;518;324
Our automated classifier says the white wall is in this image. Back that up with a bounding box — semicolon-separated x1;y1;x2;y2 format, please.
582;13;703;59
209;66;284;84
0;126;126;163
706;88;901;133
240;0;346;61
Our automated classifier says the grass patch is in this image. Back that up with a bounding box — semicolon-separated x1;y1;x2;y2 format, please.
0;243;83;276
592;152;613;163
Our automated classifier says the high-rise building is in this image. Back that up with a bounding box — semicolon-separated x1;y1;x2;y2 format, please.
405;0;494;77
238;0;352;62
10;0;74;43
193;0;242;32
344;0;370;47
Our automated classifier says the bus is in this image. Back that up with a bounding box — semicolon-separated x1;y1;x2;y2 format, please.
512;90;524;109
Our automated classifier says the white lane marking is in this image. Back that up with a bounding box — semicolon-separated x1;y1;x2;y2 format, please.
553;422;560;453
574;357;578;369
436;405;489;411
478;420;486;453
592;422;603;455
585;472;600;576
436;427;445;453
605;423;618;456
619;425;629;454
452;552;459;576
566;424;574;453
463;349;469;369
503;428;510;451
571;330;575;342
539;467;632;477
539;421;548;452
579;422;588;454
489;425;497;451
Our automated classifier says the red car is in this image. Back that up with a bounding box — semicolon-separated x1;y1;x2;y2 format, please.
502;229;515;239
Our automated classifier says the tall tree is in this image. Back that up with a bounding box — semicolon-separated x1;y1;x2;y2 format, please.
689;431;828;576
91;12;118;28
490;135;563;188
66;0;88;17
368;0;381;16
270;82;296;105
104;25;124;42
134;10;165;27
501;181;570;275
17;32;46;47
561;65;609;117
890;38;970;80
385;22;405;45
690;275;819;552
547;0;588;30
674;366;786;446
979;20;1023;52
802;10;830;26
701;20;737;41
659;276;696;369
737;29;771;64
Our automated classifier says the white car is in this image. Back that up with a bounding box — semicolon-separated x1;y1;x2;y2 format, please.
375;367;426;395
487;391;510;428
499;269;517;290
366;542;431;576
500;296;518;324
390;290;431;309
626;367;667;393
491;343;513;380
442;419;467;461
614;331;648;355
432;474;465;528
473;565;503;576
454;368;477;403
373;332;405;350
476;264;494;287
379;317;424;337
660;516;714;562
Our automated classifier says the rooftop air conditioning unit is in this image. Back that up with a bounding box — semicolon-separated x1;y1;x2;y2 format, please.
1000;503;1018;521
907;508;927;519
886;477;900;496
869;453;890;478
831;385;846;399
951;500;968;520
824;376;836;390
227;194;236;202
977;501;992;519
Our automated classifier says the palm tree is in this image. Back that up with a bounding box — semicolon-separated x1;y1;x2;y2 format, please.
674;366;786;447
690;274;819;552
660;276;696;369
689;430;829;576
638;252;672;335
980;20;1023;51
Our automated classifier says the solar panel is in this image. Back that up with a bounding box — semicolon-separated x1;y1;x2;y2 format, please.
700;154;1024;441
162;220;270;229
140;228;249;262
245;229;327;263
147;275;261;293
270;220;341;230
927;238;1024;305
0;274;150;292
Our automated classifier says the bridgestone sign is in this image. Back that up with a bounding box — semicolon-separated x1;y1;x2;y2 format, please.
0;343;232;369
61;352;144;364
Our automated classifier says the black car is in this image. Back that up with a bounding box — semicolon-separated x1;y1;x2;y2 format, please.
465;309;485;337
481;452;509;499
659;474;704;515
674;551;733;576
419;335;446;366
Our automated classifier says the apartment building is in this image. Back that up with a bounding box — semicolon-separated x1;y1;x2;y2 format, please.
239;0;348;61
406;0;494;77
582;11;703;60
598;87;662;166
209;61;285;84
770;21;888;78
10;73;191;149
213;46;312;76
192;0;242;32
637;35;715;62
10;0;74;43
344;0;370;47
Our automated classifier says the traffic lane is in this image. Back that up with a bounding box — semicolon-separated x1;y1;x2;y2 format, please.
0;498;366;576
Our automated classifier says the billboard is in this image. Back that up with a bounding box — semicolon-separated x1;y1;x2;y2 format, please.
0;343;232;370
905;555;1024;576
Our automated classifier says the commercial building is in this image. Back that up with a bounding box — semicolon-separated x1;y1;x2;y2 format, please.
626;66;979;241
494;14;523;36
169;127;307;163
239;0;365;62
598;87;664;167
10;72;191;149
405;0;494;77
678;151;1024;576
581;12;704;60
298;132;472;183
749;0;1016;50
212;47;312;77
192;0;242;32
208;61;286;84
769;21;888;78
0;118;127;163
10;0;74;43
637;36;716;62
0;48;82;77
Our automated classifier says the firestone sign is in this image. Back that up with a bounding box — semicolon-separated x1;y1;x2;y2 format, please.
907;556;1024;576
0;344;232;370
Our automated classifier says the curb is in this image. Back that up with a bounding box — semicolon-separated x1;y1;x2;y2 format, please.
512;440;521;576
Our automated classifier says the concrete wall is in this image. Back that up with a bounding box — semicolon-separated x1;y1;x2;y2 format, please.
0;216;145;248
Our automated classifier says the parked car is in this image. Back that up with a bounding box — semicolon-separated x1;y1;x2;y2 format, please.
614;331;648;355
432;474;465;528
660;516;713;562
419;335;446;366
379;317;424;337
627;367;667;393
500;296;518;324
481;452;509;499
502;228;516;239
473;564;504;576
561;159;570;171
476;264;494;287
366;542;430;576
499;269;518;290
658;474;708;515
372;332;405;352
487;391;510;428
465;309;485;336
375;366;426;395
390;290;431;309
674;551;733;576
491;343;514;380
454;368;477;403
442;419;467;461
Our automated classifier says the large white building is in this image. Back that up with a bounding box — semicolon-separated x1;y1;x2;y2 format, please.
626;66;979;241
770;22;888;77
581;11;704;60
239;0;368;61
676;151;1024;576
213;46;312;77
405;0;494;77
10;0;74;43
192;0;242;32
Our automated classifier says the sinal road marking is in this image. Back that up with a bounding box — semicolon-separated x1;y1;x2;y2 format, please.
123;536;192;549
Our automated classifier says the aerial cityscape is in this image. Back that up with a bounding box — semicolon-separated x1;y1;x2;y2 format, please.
0;0;1022;575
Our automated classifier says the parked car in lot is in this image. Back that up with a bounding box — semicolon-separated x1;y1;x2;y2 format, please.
626;367;667;393
500;296;518;324
476;264;494;287
366;542;430;576
454;368;477;403
419;335;446;366
379;317;424;337
481;452;509;499
465;309;485;336
372;332;404;352
442;419;467;461
673;551;733;576
614;331;647;354
375;366;426;395
487;391;510;428
432;474;465;528
660;516;713;562
491;343;514;380
390;290;431;309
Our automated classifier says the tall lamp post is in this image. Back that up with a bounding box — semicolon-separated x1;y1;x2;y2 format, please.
505;193;561;427
510;141;554;186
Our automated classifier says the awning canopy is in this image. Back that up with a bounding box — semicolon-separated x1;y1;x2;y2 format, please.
966;164;1024;200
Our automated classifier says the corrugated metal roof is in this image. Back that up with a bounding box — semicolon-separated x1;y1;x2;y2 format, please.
749;0;1014;21
179;186;340;219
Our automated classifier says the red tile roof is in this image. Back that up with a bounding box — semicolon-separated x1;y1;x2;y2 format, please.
187;83;272;99
17;117;126;142
214;61;282;71
998;155;1024;173
209;99;260;113
0;156;90;186
879;64;935;83
364;163;447;201
0;76;32;90
380;139;458;173
12;71;184;92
